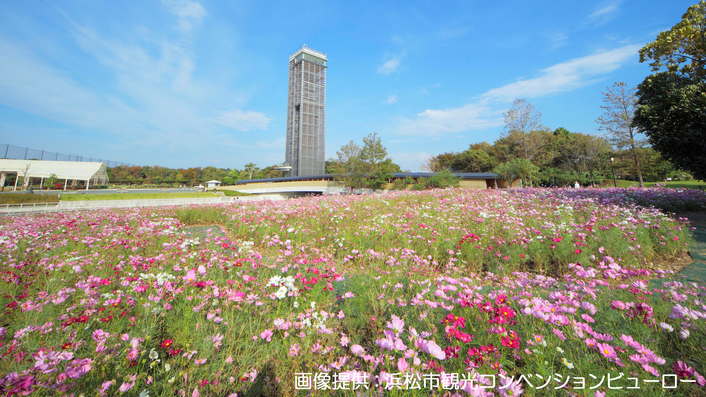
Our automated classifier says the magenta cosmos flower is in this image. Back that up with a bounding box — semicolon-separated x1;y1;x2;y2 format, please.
596;343;617;359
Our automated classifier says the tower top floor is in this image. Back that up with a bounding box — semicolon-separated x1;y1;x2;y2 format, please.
289;44;328;66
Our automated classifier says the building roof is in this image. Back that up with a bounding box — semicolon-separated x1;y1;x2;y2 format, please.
205;180;222;184
0;159;108;181
236;172;498;185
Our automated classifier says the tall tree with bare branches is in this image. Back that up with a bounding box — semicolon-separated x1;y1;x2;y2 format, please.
502;99;549;162
596;82;646;187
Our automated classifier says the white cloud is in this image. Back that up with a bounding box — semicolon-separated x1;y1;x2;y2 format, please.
482;44;640;102
588;1;621;25
0;37;141;132
385;94;398;104
394;45;639;137
397;104;504;137
377;55;401;75
216;108;271;131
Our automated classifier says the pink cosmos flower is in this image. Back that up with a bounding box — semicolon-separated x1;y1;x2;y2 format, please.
288;344;301;357
99;380;113;396
596;342;617;359
260;329;273;342
350;344;365;356
119;375;136;392
387;315;405;334
674;361;694;378
619;334;640;348
498;376;524;396
551;328;566;341
610;300;626;310
126;348;139;361
642;363;659;377
397;357;408;372
416;339;446;360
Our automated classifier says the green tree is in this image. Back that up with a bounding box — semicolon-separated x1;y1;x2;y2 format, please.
633;72;706;180
638;0;706;80
426;169;460;189
325;159;338;174
44;173;58;188
494;158;539;188
494;161;517;188
359;133;394;190
450;148;496;172
256;166;284;179
633;2;706;181
333;141;365;189
596;82;645;187
243;163;259;180
429;152;458;171
501;99;550;162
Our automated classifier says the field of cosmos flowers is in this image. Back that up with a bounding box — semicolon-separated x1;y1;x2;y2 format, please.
1;187;706;397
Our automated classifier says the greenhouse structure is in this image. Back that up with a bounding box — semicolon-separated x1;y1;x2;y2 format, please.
0;159;109;191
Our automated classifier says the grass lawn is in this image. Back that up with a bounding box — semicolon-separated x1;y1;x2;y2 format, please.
602;179;706;189
0;193;59;204
61;191;249;201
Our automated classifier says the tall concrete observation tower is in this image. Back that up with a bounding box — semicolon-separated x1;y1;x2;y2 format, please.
284;45;327;177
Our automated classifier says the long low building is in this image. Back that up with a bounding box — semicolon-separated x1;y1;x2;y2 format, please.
223;172;501;197
0;159;109;191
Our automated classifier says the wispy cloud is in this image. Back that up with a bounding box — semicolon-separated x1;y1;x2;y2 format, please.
0;0;272;164
482;44;640;102
396;104;504;137
394;45;639;137
216;108;271;131
377;55;401;75
385;94;398;104
546;31;568;52
0;36;141;132
588;1;621;25
161;0;208;34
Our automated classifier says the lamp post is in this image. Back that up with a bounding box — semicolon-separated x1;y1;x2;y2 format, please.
610;157;617;188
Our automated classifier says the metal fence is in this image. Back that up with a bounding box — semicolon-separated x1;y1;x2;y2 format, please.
1;144;136;168
0;195;285;214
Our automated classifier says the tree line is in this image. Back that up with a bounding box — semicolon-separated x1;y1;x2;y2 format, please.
106;163;284;186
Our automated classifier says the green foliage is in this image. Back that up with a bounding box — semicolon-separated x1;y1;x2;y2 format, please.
391;175;417;190
638;0;706;80
332;133;401;190
633;71;706;180
426;169;460;189
411;177;428;190
494;158;539;187
449;148;496;172
44;173;59;188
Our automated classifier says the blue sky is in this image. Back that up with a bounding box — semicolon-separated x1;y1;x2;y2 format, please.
0;0;695;171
